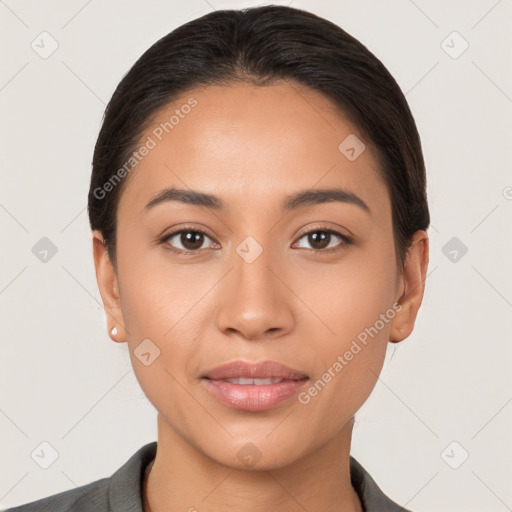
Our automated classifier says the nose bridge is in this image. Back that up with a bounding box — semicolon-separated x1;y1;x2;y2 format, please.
215;235;294;339
234;236;275;300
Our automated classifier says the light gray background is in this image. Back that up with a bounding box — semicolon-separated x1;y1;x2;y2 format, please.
1;1;511;511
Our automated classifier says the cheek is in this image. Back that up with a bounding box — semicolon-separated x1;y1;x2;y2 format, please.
293;235;397;411
294;237;398;344
117;234;214;338
297;336;387;443
292;278;393;442
116;244;221;401
298;269;393;397
119;274;210;365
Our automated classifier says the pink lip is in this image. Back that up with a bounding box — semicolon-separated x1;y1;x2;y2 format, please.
203;378;308;411
202;360;308;380
201;360;309;411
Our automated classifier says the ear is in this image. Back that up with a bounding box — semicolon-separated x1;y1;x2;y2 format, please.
389;230;429;343
92;230;127;343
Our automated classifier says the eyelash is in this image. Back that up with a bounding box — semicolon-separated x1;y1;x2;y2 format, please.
159;225;352;255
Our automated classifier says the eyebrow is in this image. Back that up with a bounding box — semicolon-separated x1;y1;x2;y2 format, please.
143;186;370;214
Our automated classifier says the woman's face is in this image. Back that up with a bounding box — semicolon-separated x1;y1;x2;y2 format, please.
94;81;427;469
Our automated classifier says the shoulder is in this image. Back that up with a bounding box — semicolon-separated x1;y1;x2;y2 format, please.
3;442;157;512
3;477;110;512
349;455;415;512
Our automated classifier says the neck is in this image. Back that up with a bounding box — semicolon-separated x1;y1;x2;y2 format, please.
144;413;362;512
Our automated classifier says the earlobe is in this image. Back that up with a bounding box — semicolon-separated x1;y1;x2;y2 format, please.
92;230;128;343
389;230;429;343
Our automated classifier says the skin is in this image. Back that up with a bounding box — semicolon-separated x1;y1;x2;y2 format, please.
92;81;428;512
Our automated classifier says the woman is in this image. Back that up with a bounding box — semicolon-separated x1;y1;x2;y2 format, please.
7;5;429;511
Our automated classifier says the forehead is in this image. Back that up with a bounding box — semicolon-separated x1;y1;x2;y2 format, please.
117;81;389;218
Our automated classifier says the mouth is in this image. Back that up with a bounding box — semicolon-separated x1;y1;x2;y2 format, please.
201;360;309;411
208;377;299;385
202;359;308;381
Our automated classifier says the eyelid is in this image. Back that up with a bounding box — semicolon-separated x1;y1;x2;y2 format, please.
293;222;353;240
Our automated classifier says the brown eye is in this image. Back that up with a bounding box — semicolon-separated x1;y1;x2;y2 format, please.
294;229;351;252
162;229;217;253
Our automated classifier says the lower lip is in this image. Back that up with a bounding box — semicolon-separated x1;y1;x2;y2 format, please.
202;378;309;411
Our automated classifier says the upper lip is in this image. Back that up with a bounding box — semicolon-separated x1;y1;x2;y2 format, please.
202;360;308;380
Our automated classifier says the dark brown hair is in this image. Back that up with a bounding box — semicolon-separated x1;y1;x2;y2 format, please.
88;5;429;270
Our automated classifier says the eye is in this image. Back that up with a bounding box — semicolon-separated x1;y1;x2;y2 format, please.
160;227;219;254
293;228;351;253
159;226;351;255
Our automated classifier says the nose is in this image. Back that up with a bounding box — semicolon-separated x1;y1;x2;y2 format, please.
215;241;295;342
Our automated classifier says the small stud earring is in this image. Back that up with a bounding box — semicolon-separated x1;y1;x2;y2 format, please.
111;326;118;336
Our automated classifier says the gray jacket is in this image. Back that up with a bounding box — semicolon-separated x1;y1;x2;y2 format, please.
4;442;412;511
